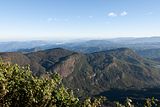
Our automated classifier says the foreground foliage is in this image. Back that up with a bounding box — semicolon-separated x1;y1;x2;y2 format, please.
1;61;160;107
0;61;105;107
115;97;160;107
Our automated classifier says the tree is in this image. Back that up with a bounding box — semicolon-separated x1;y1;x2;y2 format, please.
0;61;105;107
144;97;160;107
125;98;134;107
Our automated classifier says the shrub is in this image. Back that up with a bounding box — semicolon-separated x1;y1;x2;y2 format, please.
0;61;105;107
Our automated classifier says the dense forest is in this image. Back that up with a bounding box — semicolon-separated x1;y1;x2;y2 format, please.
0;61;105;107
0;61;160;107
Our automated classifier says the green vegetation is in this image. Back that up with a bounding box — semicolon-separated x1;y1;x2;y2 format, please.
0;60;160;107
1;48;160;97
1;47;160;107
115;97;160;107
0;61;105;107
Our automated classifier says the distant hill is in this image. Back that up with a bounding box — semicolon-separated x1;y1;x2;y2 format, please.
1;37;160;54
153;58;160;63
1;48;160;97
136;48;160;59
0;40;58;52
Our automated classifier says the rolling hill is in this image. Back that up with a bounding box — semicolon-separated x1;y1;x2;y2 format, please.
0;48;160;97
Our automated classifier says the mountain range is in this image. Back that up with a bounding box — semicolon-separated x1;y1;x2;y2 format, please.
6;37;160;60
0;47;160;98
1;37;160;52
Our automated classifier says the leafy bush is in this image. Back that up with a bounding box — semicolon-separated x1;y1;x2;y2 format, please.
115;97;160;107
0;61;105;107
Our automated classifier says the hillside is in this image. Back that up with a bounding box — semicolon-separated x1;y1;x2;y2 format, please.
0;48;160;97
136;48;160;59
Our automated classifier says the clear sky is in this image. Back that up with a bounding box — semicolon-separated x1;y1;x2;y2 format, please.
0;0;160;41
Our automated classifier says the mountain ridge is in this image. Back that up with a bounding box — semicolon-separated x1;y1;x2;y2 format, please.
0;47;160;96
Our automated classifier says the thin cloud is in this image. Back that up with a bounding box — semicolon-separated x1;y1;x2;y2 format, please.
146;12;153;15
53;18;57;21
64;19;69;22
47;18;53;22
89;15;93;18
108;12;117;17
120;11;128;16
47;17;57;22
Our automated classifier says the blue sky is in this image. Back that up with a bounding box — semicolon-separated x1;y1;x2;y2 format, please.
0;0;160;41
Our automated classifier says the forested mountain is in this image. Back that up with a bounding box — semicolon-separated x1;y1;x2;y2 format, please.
1;48;160;98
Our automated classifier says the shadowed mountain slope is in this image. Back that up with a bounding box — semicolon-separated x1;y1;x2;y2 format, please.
0;48;160;96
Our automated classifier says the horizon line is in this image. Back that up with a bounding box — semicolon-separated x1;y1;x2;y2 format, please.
0;36;160;42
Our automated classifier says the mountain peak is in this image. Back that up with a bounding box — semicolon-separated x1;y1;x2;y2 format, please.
1;48;160;96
